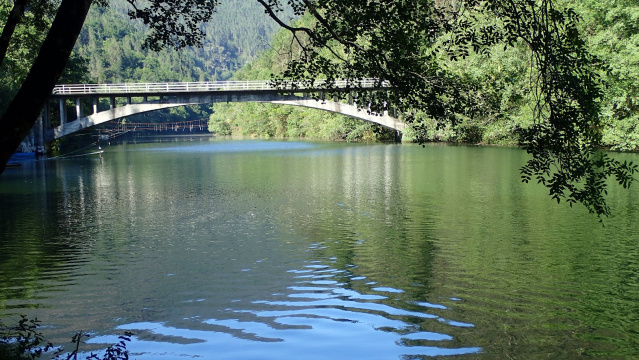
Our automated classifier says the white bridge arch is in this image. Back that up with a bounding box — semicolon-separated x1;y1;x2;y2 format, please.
44;80;406;141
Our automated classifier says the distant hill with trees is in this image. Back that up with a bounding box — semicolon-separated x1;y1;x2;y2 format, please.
68;0;293;124
77;0;290;83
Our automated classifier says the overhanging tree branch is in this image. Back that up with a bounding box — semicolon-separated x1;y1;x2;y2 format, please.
255;0;348;63
0;0;93;175
0;0;28;65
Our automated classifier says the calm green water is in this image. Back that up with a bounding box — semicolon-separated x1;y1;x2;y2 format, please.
1;138;638;359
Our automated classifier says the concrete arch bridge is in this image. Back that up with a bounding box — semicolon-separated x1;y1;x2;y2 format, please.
42;79;406;143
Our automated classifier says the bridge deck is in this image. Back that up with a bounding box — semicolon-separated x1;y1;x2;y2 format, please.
52;79;386;97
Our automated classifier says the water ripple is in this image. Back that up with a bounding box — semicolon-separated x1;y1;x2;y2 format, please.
110;256;481;359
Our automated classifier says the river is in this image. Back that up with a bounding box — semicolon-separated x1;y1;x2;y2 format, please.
1;137;638;359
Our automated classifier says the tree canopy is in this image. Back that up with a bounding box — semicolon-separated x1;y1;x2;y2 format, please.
0;0;636;217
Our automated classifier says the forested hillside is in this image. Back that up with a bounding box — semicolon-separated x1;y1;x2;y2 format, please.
77;0;288;83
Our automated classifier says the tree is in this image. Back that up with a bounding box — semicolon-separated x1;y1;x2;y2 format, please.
0;0;635;217
0;0;56;65
0;0;99;174
0;0;62;111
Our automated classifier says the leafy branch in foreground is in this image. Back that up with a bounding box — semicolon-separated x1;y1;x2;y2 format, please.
57;331;132;360
470;0;638;217
0;315;132;360
0;315;55;360
125;0;219;51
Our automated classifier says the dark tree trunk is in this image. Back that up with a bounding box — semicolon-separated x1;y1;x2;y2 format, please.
0;0;28;65
0;0;93;175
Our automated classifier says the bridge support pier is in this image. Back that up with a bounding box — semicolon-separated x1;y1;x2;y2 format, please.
75;98;83;119
394;130;402;143
59;99;67;124
35;113;46;155
43;102;50;130
22;111;47;156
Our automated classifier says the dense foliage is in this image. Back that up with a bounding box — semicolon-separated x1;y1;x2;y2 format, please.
408;0;639;151
79;0;287;83
208;19;397;141
574;0;639;151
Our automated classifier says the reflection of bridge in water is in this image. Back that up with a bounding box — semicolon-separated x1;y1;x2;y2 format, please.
97;119;209;140
38;79;405;145
105;119;209;132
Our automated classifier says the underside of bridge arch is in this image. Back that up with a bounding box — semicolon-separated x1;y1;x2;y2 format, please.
266;99;405;131
45;93;406;141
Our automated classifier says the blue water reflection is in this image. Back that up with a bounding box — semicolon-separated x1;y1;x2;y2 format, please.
94;250;481;359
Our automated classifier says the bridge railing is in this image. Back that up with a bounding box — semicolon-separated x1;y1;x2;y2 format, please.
51;79;385;96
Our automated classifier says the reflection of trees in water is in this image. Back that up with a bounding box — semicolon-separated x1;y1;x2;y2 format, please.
282;144;438;302
391;146;639;358
278;144;639;358
0;161;99;307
